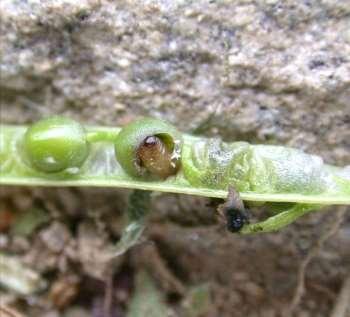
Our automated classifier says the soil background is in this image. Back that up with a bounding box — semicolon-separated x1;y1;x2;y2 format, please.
1;1;350;316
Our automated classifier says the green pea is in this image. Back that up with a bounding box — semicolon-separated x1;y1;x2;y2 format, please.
23;116;89;173
114;118;183;179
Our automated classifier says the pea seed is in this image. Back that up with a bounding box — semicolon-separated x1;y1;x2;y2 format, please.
23;116;89;173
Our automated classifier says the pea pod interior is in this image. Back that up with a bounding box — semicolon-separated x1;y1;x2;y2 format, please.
0;121;349;205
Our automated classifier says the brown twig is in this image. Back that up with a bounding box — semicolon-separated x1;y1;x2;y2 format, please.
0;304;24;317
284;207;347;316
103;265;115;317
307;280;337;301
330;275;350;317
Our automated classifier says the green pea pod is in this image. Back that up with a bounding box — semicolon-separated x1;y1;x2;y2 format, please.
1;118;349;204
0;117;349;234
0;131;13;173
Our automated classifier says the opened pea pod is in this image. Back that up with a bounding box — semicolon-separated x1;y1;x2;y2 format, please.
0;116;349;234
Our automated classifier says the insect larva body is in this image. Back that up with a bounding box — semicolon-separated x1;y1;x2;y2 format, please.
114;118;183;180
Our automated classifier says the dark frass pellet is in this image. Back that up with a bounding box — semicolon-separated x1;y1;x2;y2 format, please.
224;207;249;233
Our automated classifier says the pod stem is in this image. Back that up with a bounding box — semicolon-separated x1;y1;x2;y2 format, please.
240;204;319;234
